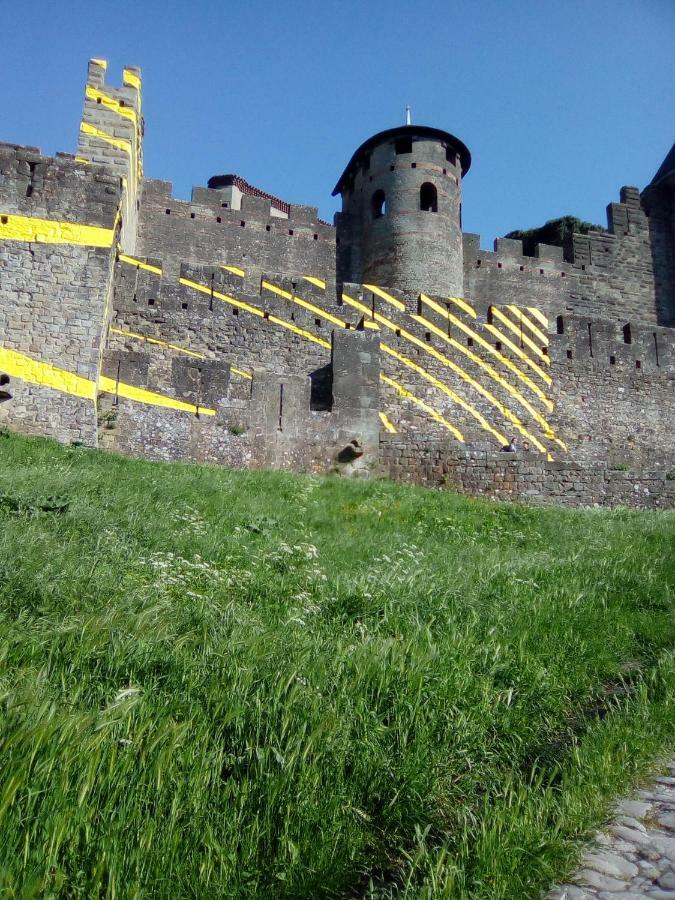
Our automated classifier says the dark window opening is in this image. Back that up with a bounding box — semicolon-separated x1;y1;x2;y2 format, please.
587;322;593;357
395;136;412;154
371;189;386;219
487;307;494;324
182;302;188;310
623;323;632;344
497;262;502;269
567;349;573;359
315;318;321;327
610;355;616;365
495;341;502;351
425;332;431;342
309;364;333;411
556;315;564;335
445;147;456;164
411;162;417;169
519;265;524;271
653;333;660;367
148;298;155;306
232;308;239;315
1;216;8;224
420;182;438;213
190;212;195;219
26;185;33;197
266;225;271;231
221;202;228;208
476;259;482;267
442;168;447;175
240;220;245;227
313;233;318;240
635;360;641;369
165;209;171;215
96;97;101;104
216;217;221;223
288;229;294;235
467;337;474;347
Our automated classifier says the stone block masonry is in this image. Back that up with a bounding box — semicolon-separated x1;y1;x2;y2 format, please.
0;59;673;508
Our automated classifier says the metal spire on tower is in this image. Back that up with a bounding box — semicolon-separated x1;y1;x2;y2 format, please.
405;105;412;125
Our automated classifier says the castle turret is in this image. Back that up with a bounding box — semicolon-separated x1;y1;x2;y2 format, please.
333;125;471;297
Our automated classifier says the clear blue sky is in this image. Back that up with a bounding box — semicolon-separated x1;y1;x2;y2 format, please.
1;0;673;246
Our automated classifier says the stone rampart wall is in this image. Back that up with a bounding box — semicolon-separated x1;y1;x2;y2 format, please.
0;142;121;445
379;437;675;509
135;178;336;283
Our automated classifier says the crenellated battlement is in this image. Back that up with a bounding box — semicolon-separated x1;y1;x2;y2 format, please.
1;57;673;506
0;141;121;226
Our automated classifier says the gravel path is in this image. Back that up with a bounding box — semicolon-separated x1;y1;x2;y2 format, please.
548;759;675;899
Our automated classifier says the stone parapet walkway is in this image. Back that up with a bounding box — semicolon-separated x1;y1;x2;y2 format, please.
548;759;675;899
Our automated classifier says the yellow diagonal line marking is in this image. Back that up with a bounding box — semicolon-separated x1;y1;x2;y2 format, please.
85;85;138;125
419;294;552;397
222;265;245;277
364;283;407;311
98;376;215;415
378;411;397;433
180;278;331;349
0;345;215;415
119;254;162;275
80;121;132;155
344;294;551;452
0;346;96;400
506;305;549;346
483;323;550;383
262;280;349;328
381;343;507;446
303;275;326;289
527;306;548;328
0;213;114;248
490;306;549;364
446;295;477;318
412;311;565;449
110;328;253;379
380;374;464;441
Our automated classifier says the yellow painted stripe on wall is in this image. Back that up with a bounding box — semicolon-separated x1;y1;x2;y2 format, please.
110;327;204;358
506;304;549;345
381;342;506;446
483;323;551;383
364;283;407;312
119;254;162;275
419;294;552;400
262;279;349;328
527;306;548;328
123;69;141;91
0;213;115;248
303;275;326;289
0;346;96;400
80;121;132;155
380;374;464;442
91;58;107;70
222;265;246;277
490;306;549;363
412;312;562;444
98;376;215;415
109;327;253;379
85;85;137;124
349;294;549;452
379;411;397;433
447;295;477;318
180;277;332;349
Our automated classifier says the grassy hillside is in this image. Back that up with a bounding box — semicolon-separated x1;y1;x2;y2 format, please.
0;431;673;899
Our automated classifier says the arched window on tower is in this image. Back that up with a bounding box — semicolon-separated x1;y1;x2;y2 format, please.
420;182;438;213
372;189;386;219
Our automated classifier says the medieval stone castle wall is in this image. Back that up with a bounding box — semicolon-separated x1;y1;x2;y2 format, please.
1;60;673;507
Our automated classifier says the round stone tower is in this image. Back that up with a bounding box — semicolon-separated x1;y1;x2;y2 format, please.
333;125;471;297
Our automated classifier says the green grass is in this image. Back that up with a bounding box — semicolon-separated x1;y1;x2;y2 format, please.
0;431;673;899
